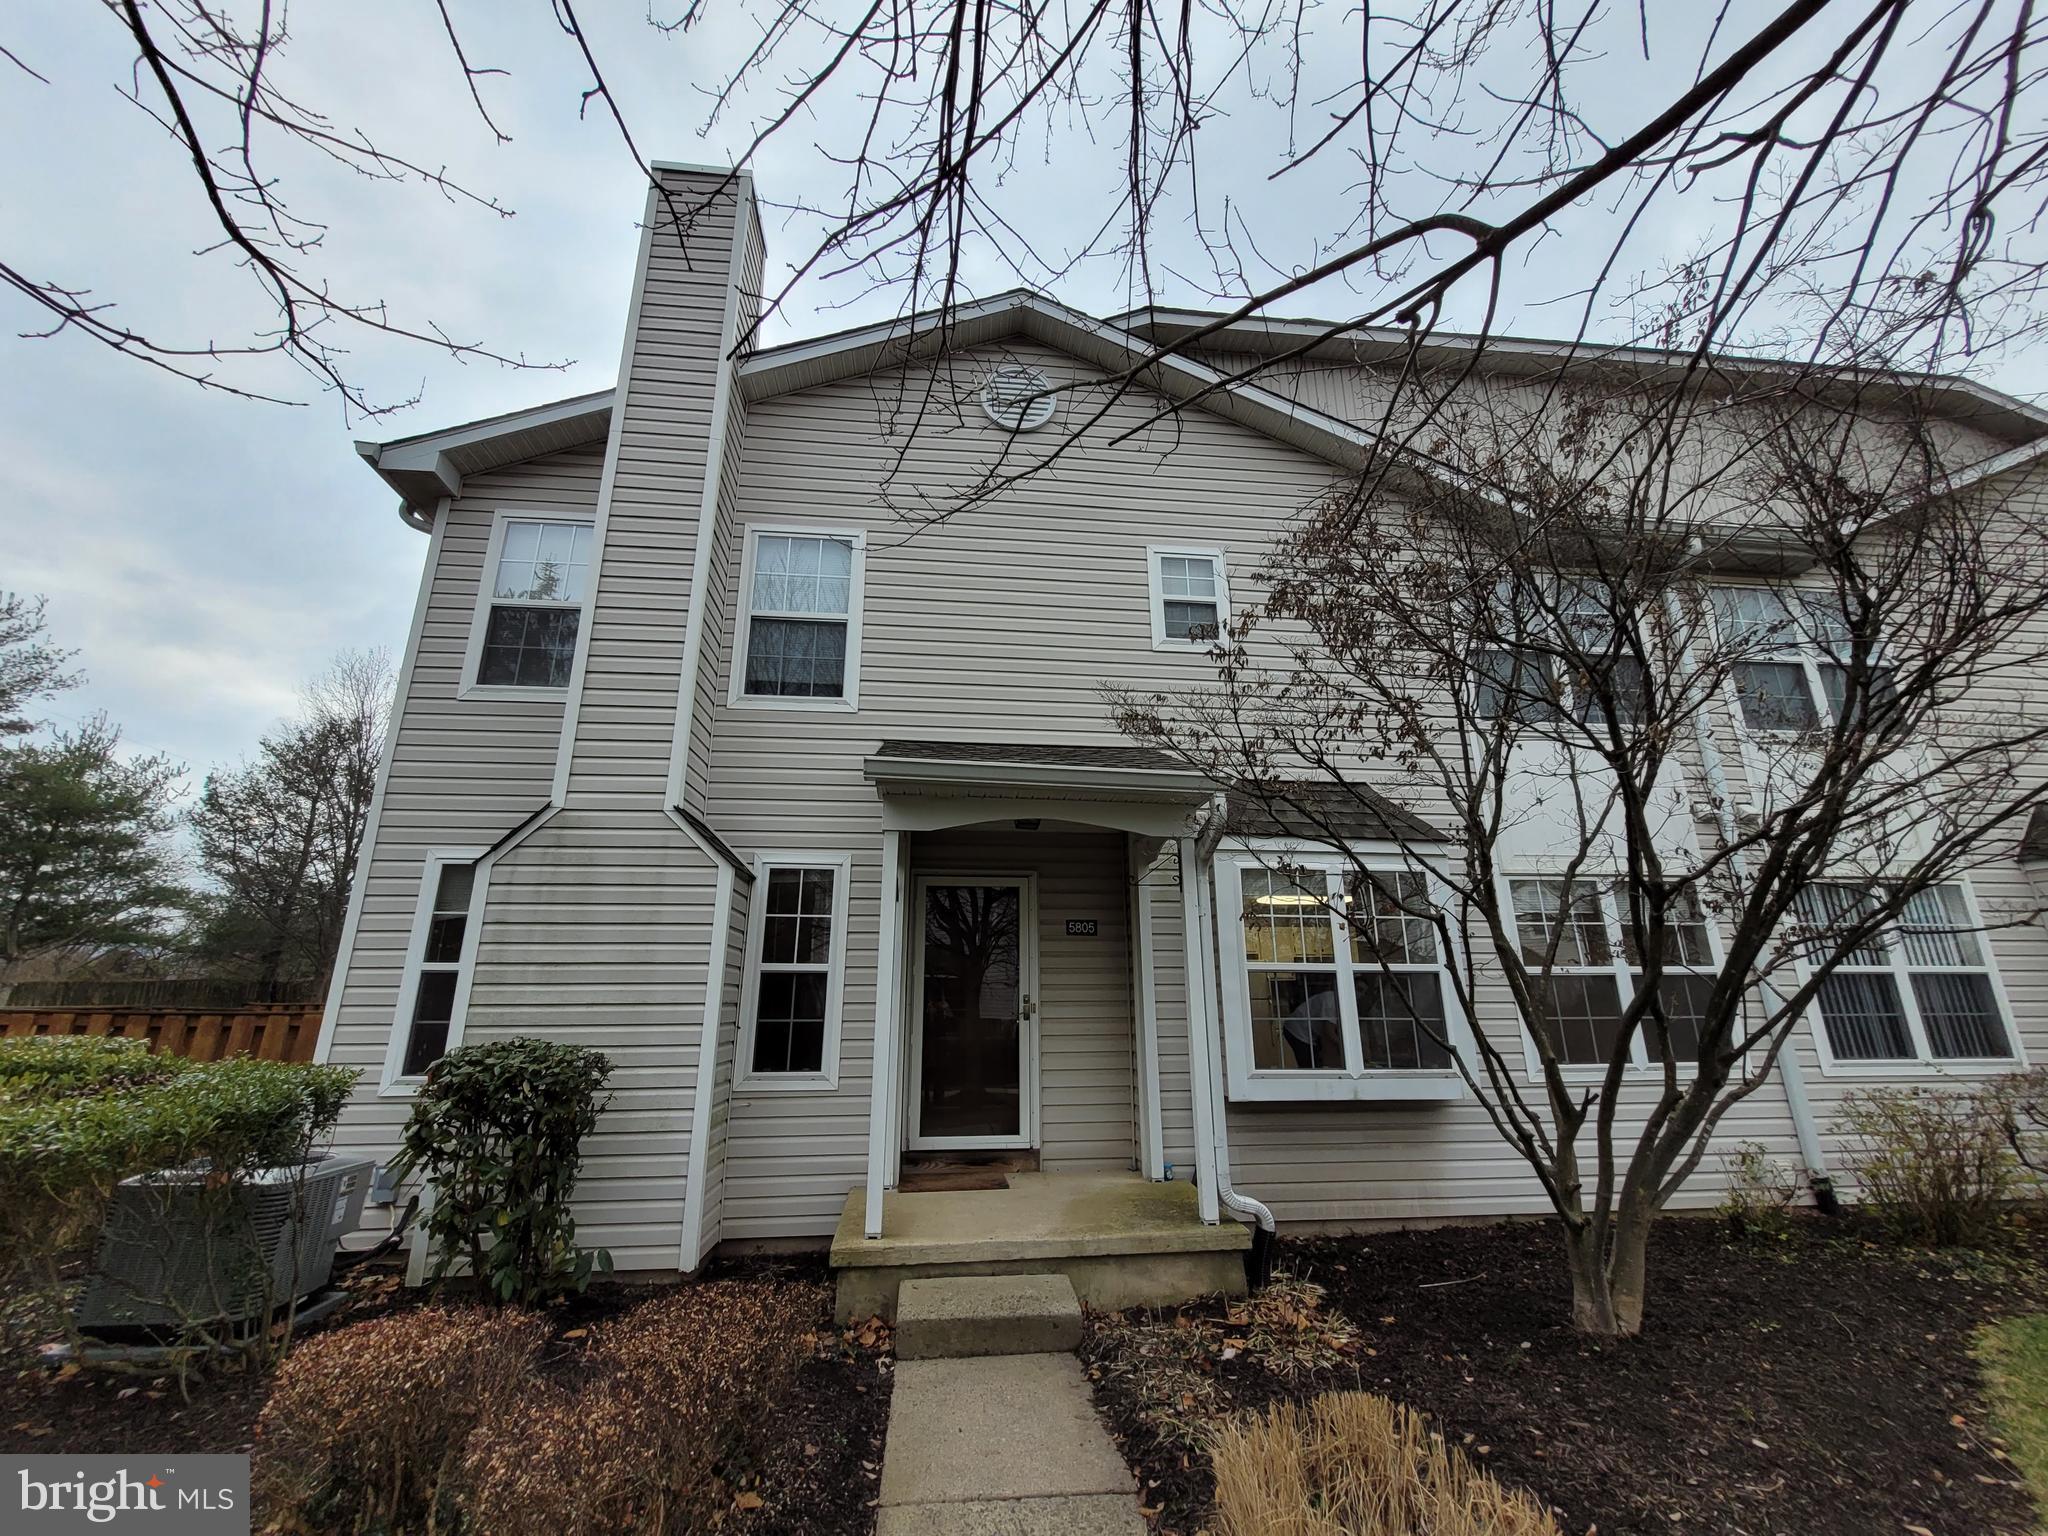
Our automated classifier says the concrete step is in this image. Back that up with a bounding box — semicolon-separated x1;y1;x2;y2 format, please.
877;1494;1147;1535
895;1274;1083;1360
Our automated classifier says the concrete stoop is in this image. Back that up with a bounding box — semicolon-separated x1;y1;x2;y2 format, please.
896;1274;1084;1360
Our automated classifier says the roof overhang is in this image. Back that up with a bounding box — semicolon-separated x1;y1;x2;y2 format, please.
1112;306;2048;445
355;388;615;526
863;747;1216;837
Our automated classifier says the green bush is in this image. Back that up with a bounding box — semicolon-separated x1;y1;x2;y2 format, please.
0;1035;177;1104
394;1037;614;1305
1838;1084;2020;1246
0;1044;358;1306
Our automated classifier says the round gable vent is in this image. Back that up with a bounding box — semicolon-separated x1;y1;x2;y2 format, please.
981;366;1057;431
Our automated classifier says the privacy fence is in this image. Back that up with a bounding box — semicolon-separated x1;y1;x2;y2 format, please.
0;1002;323;1063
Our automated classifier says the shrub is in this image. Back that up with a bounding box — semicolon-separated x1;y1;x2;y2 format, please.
0;1035;177;1103
255;1306;549;1531
1838;1084;2020;1246
394;1037;614;1305
0;1051;357;1279
1719;1141;1801;1240
1210;1391;1560;1536
456;1280;822;1535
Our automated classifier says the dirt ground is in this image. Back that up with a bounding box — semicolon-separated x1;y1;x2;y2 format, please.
1083;1215;2045;1536
0;1255;892;1535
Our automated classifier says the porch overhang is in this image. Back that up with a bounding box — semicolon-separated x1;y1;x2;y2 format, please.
863;740;1216;838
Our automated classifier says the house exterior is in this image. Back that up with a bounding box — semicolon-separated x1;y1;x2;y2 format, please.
317;163;2048;1286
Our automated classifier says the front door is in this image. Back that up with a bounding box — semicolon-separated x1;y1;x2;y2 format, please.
909;875;1037;1149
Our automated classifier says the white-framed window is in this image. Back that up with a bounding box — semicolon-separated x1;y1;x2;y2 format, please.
1216;848;1469;1102
383;847;487;1093
1471;578;1647;726
736;852;853;1088
1502;876;1723;1075
1794;881;2019;1073
462;513;595;695
1711;586;1895;735
1146;546;1230;650
732;528;866;708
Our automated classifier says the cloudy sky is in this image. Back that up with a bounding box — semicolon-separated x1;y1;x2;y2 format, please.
6;1;2042;792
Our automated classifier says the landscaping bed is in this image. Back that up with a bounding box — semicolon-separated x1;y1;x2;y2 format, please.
1;1256;892;1535
1083;1216;2045;1536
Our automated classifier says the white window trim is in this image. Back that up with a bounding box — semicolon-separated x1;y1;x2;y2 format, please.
1216;842;1471;1103
1498;873;1728;1083
380;846;489;1096
1798;877;2026;1079
729;525;867;712
459;509;598;701
734;850;854;1091
1146;544;1231;652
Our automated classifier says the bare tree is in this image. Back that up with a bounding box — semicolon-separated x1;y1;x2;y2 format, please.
187;649;393;997
8;4;2044;450
1111;364;2048;1335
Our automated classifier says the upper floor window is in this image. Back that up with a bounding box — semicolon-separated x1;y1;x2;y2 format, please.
468;516;593;691
1793;882;2014;1068
737;853;853;1087
1712;586;1894;735
1147;546;1229;649
1217;853;1467;1102
1472;578;1647;727
735;529;865;708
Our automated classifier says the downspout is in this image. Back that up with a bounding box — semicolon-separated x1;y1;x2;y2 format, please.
1185;796;1278;1286
1666;575;1836;1210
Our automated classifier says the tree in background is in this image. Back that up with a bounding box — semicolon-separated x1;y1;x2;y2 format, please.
187;650;392;999
0;717;184;971
0;592;78;737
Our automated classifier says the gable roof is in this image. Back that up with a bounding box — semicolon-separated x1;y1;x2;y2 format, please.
355;293;2048;541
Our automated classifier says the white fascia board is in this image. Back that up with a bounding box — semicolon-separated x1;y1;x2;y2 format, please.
356;390;618;516
863;754;1216;798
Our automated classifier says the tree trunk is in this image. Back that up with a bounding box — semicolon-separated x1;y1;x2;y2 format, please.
1560;1218;1650;1337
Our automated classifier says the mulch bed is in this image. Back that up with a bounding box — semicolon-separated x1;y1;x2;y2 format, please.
0;1254;892;1535
1083;1215;2046;1536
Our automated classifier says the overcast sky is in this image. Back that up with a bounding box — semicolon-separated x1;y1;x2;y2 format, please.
6;1;2043;795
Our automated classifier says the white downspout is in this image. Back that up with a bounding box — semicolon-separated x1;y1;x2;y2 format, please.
1182;799;1277;1264
1666;582;1833;1197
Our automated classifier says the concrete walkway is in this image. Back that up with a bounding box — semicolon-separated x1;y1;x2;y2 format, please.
876;1352;1146;1535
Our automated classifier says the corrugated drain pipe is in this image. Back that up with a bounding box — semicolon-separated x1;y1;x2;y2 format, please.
1187;795;1279;1287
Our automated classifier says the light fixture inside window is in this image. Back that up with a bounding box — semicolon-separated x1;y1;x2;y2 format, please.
981;366;1056;431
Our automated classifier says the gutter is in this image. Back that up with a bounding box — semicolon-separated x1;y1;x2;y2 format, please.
1183;795;1279;1286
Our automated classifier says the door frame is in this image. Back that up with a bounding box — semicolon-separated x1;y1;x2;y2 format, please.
905;870;1041;1152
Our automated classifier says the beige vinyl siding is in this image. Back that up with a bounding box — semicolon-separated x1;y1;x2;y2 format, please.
706;340;1352;1233
692;875;751;1261
911;825;1138;1172
325;445;603;1163
1146;845;1200;1175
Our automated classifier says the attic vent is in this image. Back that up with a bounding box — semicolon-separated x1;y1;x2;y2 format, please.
981;366;1056;432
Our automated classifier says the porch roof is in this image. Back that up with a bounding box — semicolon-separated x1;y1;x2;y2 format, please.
864;739;1216;836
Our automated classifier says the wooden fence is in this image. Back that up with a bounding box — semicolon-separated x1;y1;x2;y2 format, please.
0;1002;324;1063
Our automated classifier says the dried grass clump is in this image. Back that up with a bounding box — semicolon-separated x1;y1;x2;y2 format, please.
455;1279;827;1536
1211;1392;1560;1536
256;1306;547;1532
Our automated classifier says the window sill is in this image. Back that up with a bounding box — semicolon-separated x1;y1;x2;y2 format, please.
735;1071;842;1093
377;1078;425;1100
1227;1070;1465;1104
1811;1055;2021;1079
458;683;572;704
1149;638;1216;654
728;693;859;713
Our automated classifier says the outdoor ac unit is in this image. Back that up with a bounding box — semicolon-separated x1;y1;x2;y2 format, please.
76;1152;374;1334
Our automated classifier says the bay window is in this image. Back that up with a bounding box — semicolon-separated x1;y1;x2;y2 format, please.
1220;853;1467;1102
